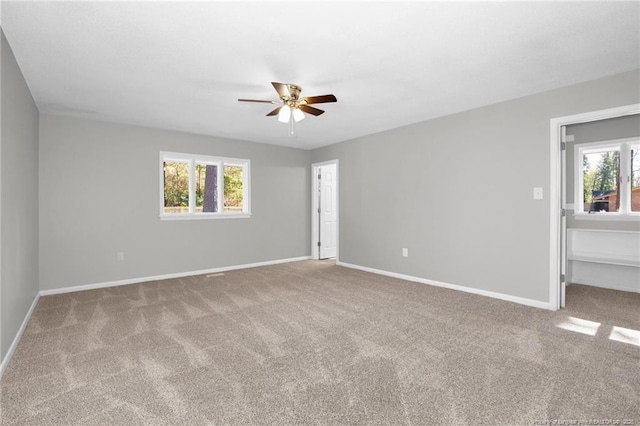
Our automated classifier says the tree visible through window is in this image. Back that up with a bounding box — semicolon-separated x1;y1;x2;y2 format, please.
163;161;190;214
576;140;639;216
161;152;249;218
582;148;620;212
224;165;243;212
195;163;218;213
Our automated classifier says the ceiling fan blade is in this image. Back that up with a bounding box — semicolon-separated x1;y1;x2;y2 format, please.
266;106;282;116
238;99;277;104
301;94;337;105
298;104;325;116
271;82;290;99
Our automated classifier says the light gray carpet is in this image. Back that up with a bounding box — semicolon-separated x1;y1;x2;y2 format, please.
1;260;639;425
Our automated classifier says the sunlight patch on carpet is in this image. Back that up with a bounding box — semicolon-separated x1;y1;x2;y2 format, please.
556;316;600;336
609;326;640;347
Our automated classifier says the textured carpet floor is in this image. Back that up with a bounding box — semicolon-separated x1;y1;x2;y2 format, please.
1;260;639;425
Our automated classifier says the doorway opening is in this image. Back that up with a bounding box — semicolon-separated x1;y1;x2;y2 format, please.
312;160;339;260
549;103;639;310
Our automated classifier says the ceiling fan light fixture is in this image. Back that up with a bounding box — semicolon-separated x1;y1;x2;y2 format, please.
292;108;305;122
239;82;337;135
278;105;291;123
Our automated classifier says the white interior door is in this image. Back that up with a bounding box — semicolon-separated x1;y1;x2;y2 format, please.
560;125;567;308
319;164;337;259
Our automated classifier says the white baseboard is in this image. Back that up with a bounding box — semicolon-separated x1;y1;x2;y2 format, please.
0;292;40;380
40;256;312;296
336;261;551;310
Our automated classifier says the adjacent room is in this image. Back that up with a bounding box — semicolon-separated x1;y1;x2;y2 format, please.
1;1;639;424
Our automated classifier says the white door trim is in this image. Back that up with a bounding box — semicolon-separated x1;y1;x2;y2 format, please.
549;103;640;310
312;159;339;261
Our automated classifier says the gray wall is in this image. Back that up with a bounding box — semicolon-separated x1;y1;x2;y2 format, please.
312;69;640;304
39;114;311;291
1;30;39;360
565;114;640;231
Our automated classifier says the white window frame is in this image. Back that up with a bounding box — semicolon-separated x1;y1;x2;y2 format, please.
574;137;639;221
159;151;251;220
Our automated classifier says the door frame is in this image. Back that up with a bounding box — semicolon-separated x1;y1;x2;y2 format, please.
549;103;639;310
311;159;339;260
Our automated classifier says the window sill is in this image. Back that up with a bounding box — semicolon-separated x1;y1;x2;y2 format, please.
572;213;640;221
160;213;251;221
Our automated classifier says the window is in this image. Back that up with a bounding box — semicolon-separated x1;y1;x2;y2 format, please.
160;152;250;219
574;138;639;218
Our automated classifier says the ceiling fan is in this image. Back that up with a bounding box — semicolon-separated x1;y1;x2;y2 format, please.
238;82;337;134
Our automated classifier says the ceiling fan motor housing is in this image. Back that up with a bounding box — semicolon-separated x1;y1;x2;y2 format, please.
284;84;302;106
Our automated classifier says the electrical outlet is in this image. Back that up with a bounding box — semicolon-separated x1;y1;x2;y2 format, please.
117;252;124;261
402;248;408;257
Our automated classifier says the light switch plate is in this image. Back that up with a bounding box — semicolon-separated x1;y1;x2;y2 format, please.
533;187;543;200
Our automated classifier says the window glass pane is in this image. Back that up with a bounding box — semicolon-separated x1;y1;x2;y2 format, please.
582;148;620;212
161;153;250;218
632;144;640;212
224;165;244;212
163;161;189;214
196;163;218;213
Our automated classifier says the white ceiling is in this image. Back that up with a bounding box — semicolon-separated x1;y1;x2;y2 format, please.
2;1;639;150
